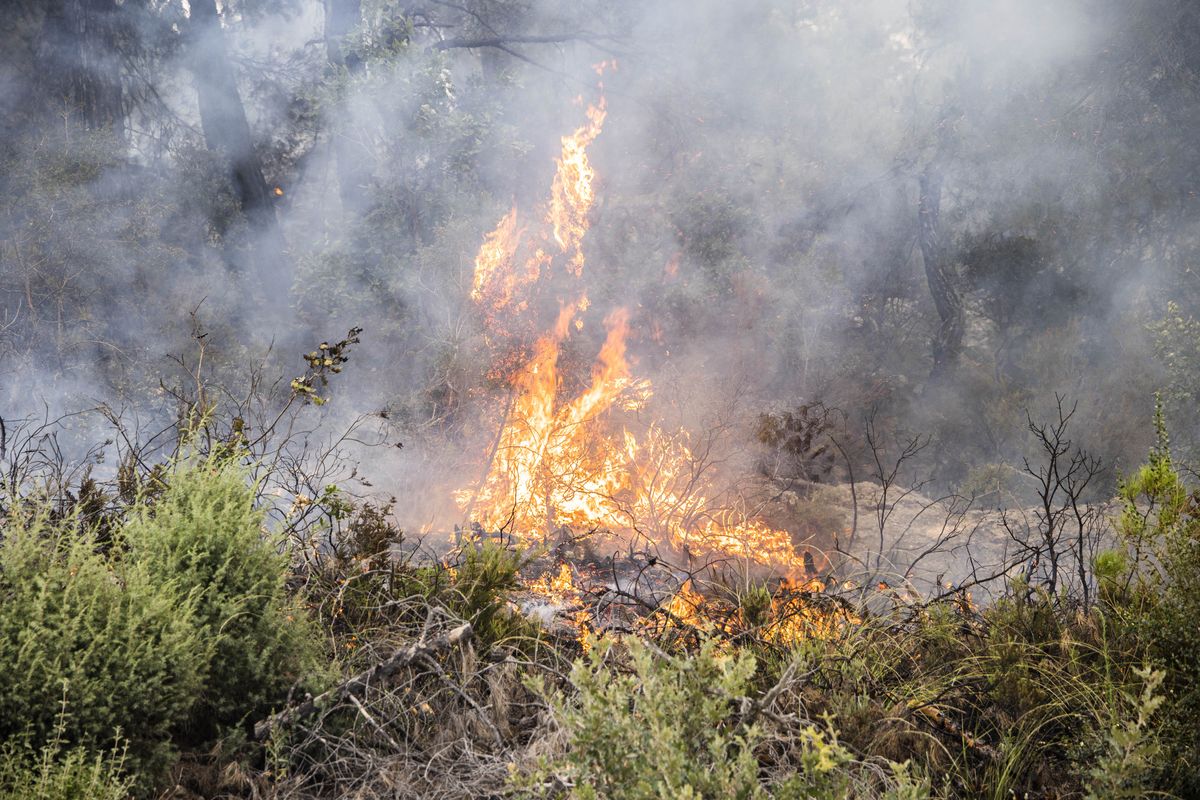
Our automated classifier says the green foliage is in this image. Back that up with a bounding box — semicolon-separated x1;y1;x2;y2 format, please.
1084;666;1165;800
755;577;1172;800
121;458;321;739
448;540;534;647
773;720;857;799
1118;397;1188;554
304;497;420;642
517;636;926;799
0;457;323;791
519;636;767;799
1093;549;1130;607
1114;398;1200;790
0;511;206;782
299;504;539;666
737;582;773;630
0;737;132;800
1093;549;1127;586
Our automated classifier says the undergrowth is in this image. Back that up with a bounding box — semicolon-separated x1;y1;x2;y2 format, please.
1;405;1198;798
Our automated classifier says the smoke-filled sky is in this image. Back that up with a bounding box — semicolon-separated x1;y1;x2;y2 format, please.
3;0;1198;522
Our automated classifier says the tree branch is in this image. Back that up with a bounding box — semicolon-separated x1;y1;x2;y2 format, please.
431;32;610;51
252;622;473;740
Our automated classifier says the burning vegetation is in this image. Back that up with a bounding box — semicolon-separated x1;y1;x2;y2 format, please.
452;84;838;644
8;1;1200;799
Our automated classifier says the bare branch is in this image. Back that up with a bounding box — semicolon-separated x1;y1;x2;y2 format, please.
253;623;474;740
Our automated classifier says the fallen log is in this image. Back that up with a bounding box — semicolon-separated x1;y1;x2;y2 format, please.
253;622;474;740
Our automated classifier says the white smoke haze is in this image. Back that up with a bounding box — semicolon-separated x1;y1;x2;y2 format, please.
2;0;1196;576
13;10;1200;799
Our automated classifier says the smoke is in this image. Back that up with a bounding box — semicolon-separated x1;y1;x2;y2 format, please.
2;0;1194;525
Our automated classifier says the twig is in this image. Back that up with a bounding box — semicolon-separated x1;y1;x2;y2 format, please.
253;623;474;740
347;691;403;751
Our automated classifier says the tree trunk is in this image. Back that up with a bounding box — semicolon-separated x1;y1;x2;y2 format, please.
917;163;963;379
325;0;363;72
188;0;276;234
325;0;371;218
36;0;125;134
187;0;288;299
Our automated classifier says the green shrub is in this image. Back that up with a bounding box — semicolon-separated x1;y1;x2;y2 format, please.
519;636;766;799
0;512;206;782
517;636;927;799
0;738;132;800
1115;400;1200;790
448;540;534;647
1084;666;1165;800
0;700;133;800
736;583;773;630
1093;549;1129;606
121;458;321;740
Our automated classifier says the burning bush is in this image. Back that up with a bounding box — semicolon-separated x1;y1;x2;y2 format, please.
1;400;1196;799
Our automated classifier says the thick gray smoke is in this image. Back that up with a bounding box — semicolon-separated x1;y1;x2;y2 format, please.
2;0;1197;528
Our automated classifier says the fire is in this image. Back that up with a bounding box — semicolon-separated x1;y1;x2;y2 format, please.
528;562;580;602
469;100;605;321
459;304;647;536
470;206;525;306
661;579;708;630
549;98;606;276
763;576;859;642
650;573;857;645
458;85;822;622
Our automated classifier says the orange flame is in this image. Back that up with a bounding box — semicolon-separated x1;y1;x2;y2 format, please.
549;98;607;276
661;579;708;630
459;89;814;585
528;562;579;602
471;206;525;306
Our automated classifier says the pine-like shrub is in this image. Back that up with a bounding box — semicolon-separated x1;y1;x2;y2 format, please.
0;512;207;781
121;458;320;740
448;540;532;647
0;721;133;800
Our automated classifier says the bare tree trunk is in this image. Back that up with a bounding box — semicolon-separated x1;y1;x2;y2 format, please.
917;163;963;379
187;0;291;307
188;0;276;234
325;0;371;218
36;0;125;134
